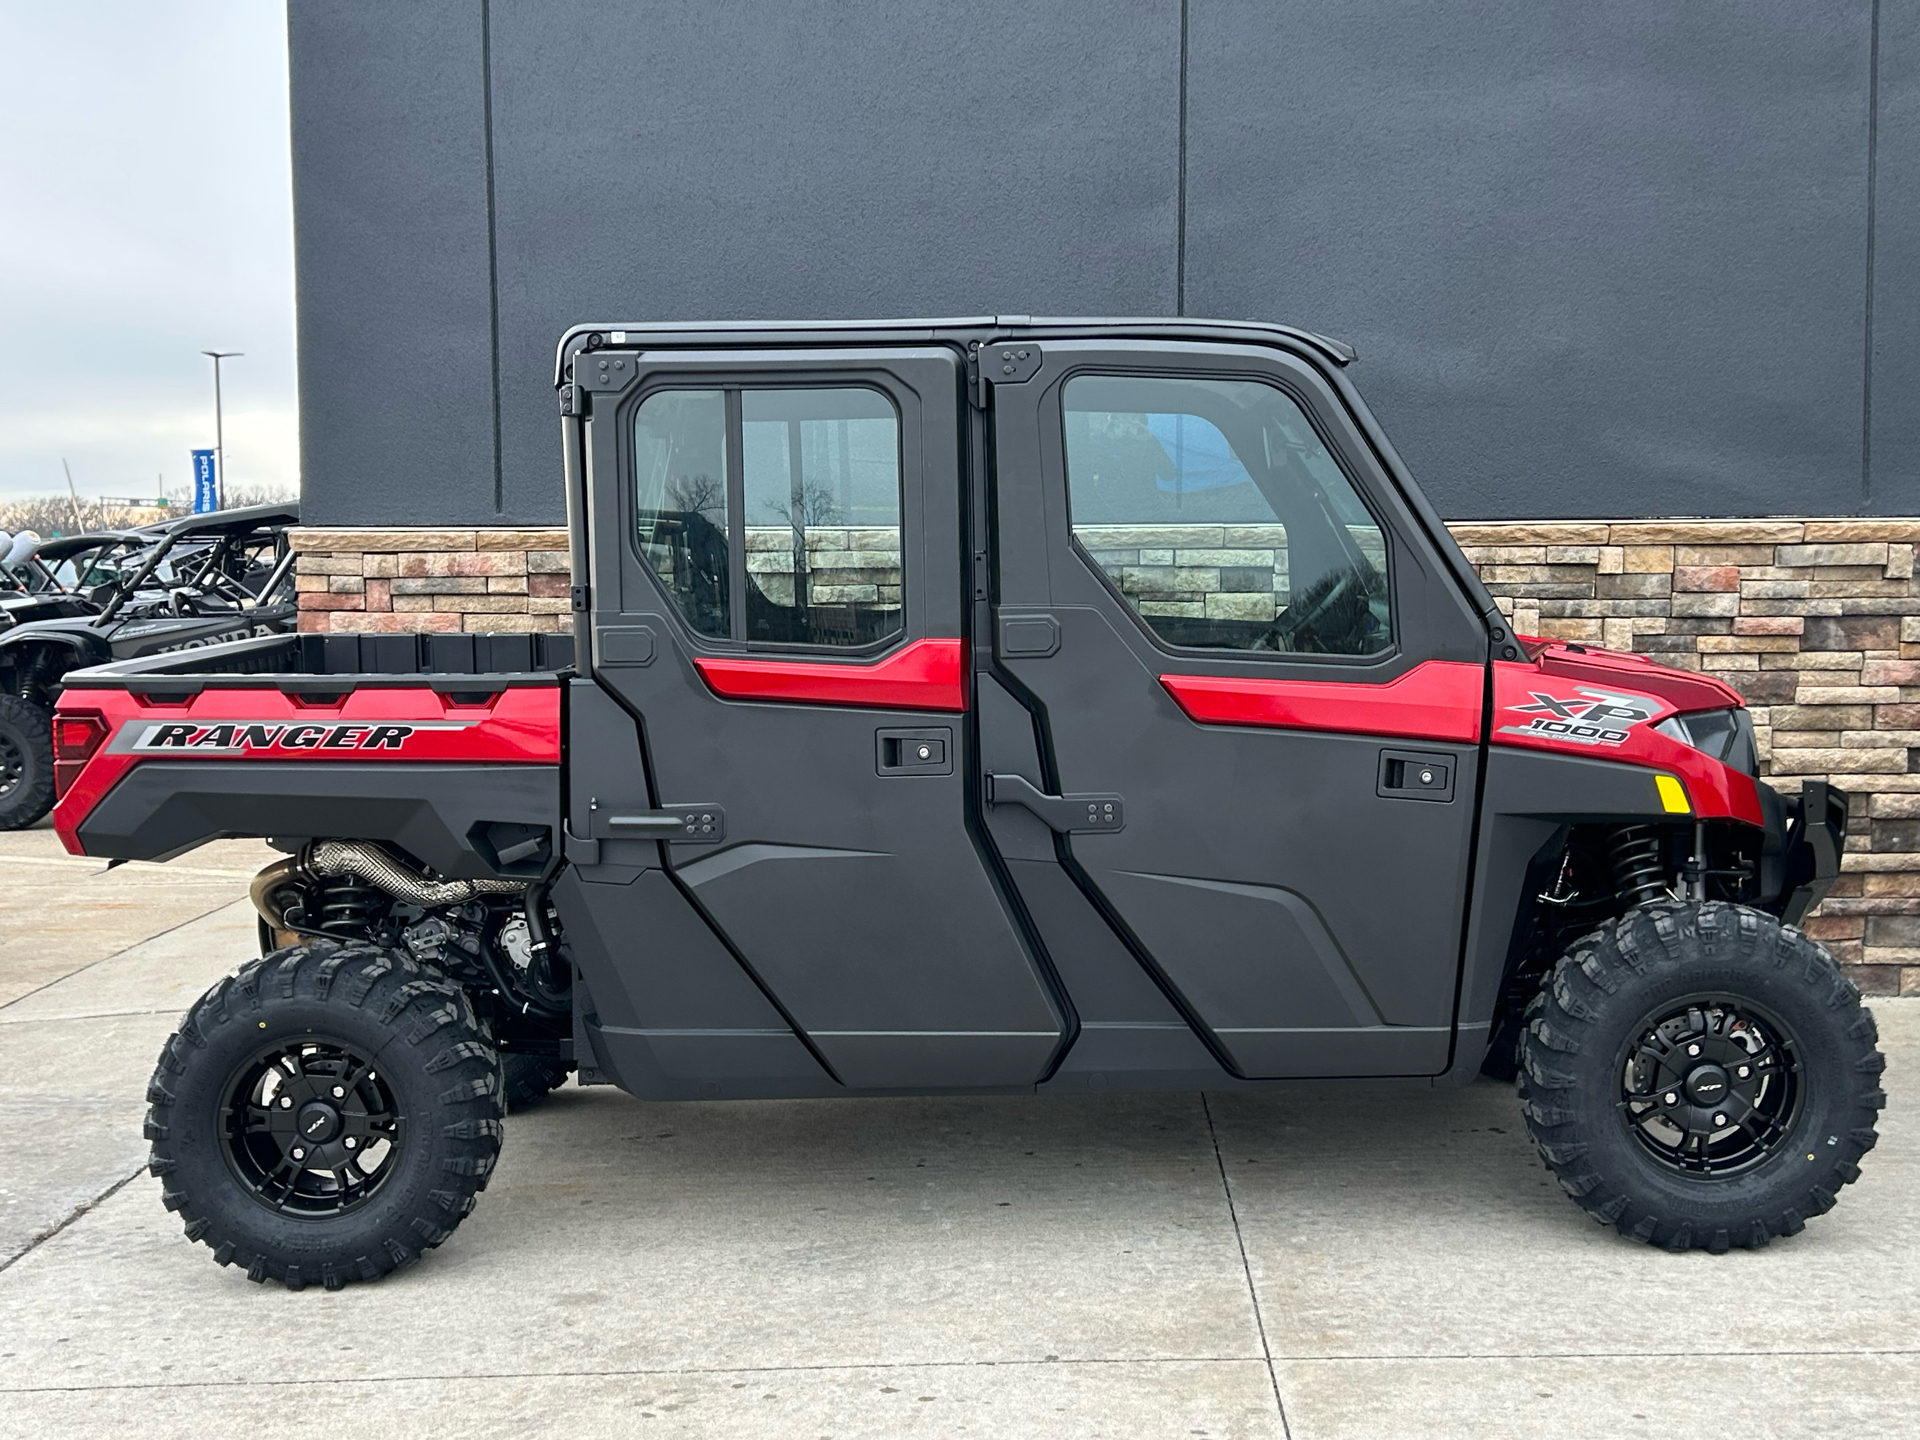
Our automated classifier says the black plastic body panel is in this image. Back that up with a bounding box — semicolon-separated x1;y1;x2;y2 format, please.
551;866;837;1099
76;761;559;876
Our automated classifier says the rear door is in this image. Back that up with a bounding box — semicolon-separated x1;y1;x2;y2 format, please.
986;338;1488;1078
575;343;1063;1090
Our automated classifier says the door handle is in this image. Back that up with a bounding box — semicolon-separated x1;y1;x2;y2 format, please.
985;773;1124;833
1376;749;1455;803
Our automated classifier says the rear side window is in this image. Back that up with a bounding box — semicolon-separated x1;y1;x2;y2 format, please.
1062;374;1391;656
741;389;901;646
634;386;903;648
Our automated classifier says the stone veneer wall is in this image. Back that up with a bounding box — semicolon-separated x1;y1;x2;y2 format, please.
296;520;1920;996
292;528;575;634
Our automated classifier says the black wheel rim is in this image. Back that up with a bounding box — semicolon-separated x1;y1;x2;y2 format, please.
0;729;23;800
220;1037;405;1217
1616;996;1802;1177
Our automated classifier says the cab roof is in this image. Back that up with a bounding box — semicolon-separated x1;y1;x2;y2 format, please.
554;316;1355;387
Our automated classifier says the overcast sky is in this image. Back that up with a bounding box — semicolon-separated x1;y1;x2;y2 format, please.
0;1;296;503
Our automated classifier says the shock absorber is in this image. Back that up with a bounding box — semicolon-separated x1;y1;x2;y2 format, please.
1608;825;1670;907
316;879;388;937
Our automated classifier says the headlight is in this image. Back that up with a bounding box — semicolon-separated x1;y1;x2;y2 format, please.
1655;707;1758;777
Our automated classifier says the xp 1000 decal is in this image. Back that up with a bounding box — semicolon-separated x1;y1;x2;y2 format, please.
1498;687;1663;748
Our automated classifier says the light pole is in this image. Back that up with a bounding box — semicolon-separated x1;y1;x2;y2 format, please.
201;350;242;509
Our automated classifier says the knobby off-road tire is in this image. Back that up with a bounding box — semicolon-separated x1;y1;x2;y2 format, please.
0;694;54;831
501;1053;571;1112
145;942;503;1290
1520;901;1884;1252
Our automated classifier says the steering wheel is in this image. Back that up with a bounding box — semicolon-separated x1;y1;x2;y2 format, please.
1265;570;1364;653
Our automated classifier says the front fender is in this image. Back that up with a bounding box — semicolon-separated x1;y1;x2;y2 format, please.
1445;746;1704;1084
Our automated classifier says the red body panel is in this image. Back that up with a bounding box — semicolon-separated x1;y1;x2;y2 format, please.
1159;660;1484;743
1492;644;1762;825
52;683;560;854
694;636;967;711
1511;634;1745;715
1160;640;1760;825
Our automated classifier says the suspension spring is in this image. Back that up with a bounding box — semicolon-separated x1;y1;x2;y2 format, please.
1608;825;1670;907
317;879;387;937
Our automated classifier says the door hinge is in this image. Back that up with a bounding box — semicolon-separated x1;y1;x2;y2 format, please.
576;350;640;398
968;339;1042;408
569;585;589;612
558;382;579;416
986;772;1123;833
604;806;726;843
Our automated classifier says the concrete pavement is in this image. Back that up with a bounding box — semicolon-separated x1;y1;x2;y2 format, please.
0;822;1913;1438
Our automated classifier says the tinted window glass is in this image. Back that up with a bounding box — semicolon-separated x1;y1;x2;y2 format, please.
1063;375;1390;655
633;389;730;638
741;388;902;646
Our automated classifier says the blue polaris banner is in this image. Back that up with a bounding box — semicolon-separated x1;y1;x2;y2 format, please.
191;449;217;513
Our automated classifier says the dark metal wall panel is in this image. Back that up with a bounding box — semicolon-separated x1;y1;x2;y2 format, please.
1871;0;1920;515
1183;0;1879;520
286;2;1914;525
289;0;498;526
482;0;1182;522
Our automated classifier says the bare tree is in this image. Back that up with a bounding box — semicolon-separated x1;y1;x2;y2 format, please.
667;473;724;519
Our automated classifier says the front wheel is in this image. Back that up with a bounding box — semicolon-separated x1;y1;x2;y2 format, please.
145;943;504;1289
1520;902;1885;1252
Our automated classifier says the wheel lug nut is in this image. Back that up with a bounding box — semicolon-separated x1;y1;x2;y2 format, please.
279;1096;292;1108
1737;1066;1750;1078
1688;1044;1701;1057
1714;1114;1727;1127
292;1147;305;1160
332;1086;345;1098
344;1137;357;1149
1663;1093;1677;1105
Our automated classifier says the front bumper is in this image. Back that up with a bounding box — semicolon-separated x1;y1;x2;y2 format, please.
1757;778;1848;927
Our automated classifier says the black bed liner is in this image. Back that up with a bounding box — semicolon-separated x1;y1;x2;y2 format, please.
60;630;576;696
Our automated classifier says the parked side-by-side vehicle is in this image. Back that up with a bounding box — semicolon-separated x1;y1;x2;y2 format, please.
49;320;1879;1289
0;503;296;829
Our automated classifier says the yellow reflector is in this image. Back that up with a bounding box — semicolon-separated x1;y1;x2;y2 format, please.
1655;774;1691;814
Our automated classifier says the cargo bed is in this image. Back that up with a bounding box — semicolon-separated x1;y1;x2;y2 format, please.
51;631;568;871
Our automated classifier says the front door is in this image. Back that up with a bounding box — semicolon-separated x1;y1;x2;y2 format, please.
988;339;1489;1078
577;344;1063;1090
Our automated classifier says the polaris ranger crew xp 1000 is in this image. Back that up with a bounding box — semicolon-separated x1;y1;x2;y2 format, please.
50;319;1877;1289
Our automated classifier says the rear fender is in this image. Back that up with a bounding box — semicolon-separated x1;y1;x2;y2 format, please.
68;761;560;877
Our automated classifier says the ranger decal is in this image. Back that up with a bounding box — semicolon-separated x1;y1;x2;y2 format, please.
1498;687;1662;748
123;718;480;754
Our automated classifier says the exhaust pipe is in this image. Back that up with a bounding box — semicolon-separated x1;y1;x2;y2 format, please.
248;841;523;932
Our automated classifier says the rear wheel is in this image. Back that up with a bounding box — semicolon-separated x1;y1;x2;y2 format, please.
0;694;53;830
145;942;503;1289
1520;901;1884;1251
